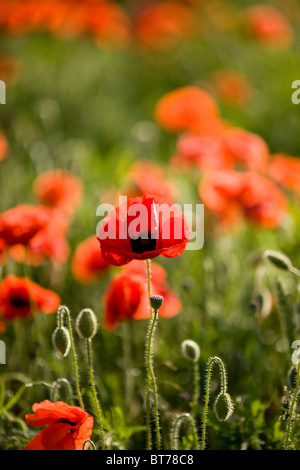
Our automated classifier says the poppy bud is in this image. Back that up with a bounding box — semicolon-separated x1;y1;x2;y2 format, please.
213;392;234;421
287;366;297;390
181;339;200;362
76;308;98;339
150;295;164;310
264;250;293;271
52;326;71;357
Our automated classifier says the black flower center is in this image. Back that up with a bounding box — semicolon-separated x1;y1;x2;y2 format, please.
10;297;30;308
130;232;157;254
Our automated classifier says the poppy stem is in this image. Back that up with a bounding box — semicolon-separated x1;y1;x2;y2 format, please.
57;306;84;410
171;413;199;450
122;322;133;412
86;338;105;450
284;360;300;450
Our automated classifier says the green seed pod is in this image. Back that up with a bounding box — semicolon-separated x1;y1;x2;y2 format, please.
264;250;293;271
150;295;164;311
76;308;98;339
181;339;200;362
213;392;234;421
52;326;71;357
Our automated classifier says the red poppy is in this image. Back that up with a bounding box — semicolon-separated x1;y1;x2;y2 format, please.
0;133;8;162
268;153;300;195
24;400;93;450
97;194;190;266
71;235;110;284
33;169;83;216
0;204;52;248
134;1;196;49
124;161;178;201
212;69;253;106
154;86;223;136
103;260;181;330
0;275;60;326
245;5;293;49
199;170;287;229
222;127;269;173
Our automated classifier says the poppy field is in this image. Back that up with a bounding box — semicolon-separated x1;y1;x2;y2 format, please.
1;0;300;452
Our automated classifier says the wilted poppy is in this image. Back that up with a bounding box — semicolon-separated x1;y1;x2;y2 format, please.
24;400;93;450
0;204;52;249
103;260;181;330
0;275;60;326
245;5;293;49
269;153;300;195
154;86;223;136
97;194;190;266
71;235;110;284
33;169;83;216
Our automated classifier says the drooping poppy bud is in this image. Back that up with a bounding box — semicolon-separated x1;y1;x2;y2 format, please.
213;392;234;421
181;339;200;362
52;326;71;357
264;250;293;271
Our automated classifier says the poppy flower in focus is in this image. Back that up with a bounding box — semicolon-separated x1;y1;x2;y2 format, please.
222;127;269;173
0;275;60;327
154;86;223;136
245;5;293;49
33;169;83;216
268;153;300;195
97;194;190;266
71;235;110;284
103;260;181;330
134;1;196;49
0;133;8;162
0;205;52;249
124;161;178;201
24;400;93;450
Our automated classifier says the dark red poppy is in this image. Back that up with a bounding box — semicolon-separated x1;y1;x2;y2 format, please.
97;194;190;266
71;235;110;284
24;400;93;450
0;275;60;326
0;204;52;248
103;260;181;330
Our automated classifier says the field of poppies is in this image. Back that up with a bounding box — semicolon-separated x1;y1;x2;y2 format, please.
1;0;300;452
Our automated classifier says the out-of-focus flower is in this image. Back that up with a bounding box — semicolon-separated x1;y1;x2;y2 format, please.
154;86;223;136
212;69;253;106
0;275;60;328
269;153;300;195
0;133;8;162
24;400;93;450
0;205;52;248
71;235;110;284
222;127;270;173
103;260;181;330
124;161;178;201
0;55;22;84
97;194;190;266
245;5;293;49
33;169;83;216
134;1;196;48
198;170;287;229
171;133;230;171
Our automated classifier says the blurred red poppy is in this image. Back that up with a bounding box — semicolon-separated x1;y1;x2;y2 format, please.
199;170;287;229
24;400;93;450
154;86;223;136
245;5;293;49
222;127;270;173
0;205;52;248
269;153;300;195
71;235;110;284
103;260;181;330
33;169;83;216
124;161;178;201
97;194;190;266
213;69;253;106
0;133;8;162
134;1;196;48
0;275;60;326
